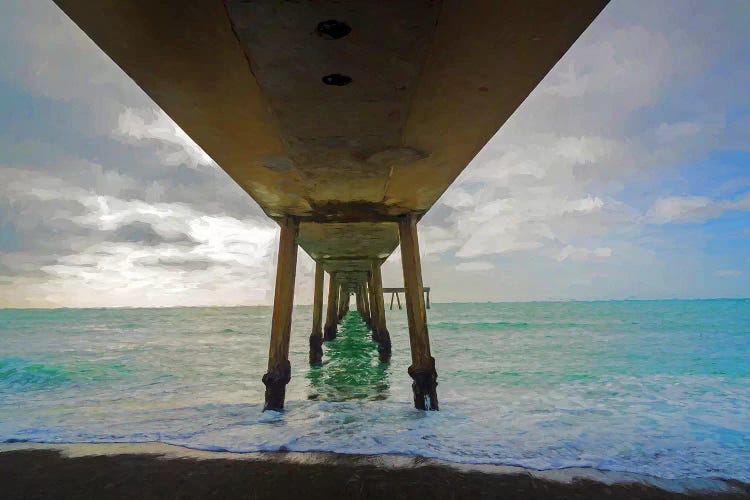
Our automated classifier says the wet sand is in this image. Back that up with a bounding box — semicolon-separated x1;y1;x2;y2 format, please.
1;443;748;499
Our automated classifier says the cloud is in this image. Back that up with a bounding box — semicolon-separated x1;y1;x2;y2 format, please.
731;192;750;211
556;246;613;262
455;261;495;272
111;221;195;246
646;192;750;224
0;167;280;307
646;196;723;224
715;269;742;278
116;108;216;168
418;225;460;255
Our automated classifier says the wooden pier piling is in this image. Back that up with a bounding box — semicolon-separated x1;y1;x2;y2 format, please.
355;287;364;318
262;216;299;411
369;263;392;360
337;283;348;322
361;281;372;328
399;213;438;410
323;272;338;341
309;262;324;364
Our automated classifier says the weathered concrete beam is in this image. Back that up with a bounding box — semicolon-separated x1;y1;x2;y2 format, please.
399;213;438;411
262;216;299;411
309;261;324;365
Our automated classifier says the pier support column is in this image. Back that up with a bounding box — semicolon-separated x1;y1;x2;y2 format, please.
362;281;372;328
262;216;299;411
399;213;438;411
323;272;337;341
337;283;348;322
356;288;364;318
309;262;324;364
366;276;378;340
369;262;392;360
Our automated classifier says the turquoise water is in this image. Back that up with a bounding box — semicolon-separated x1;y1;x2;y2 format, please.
1;300;748;481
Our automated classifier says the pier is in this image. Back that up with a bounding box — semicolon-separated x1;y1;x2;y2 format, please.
52;0;608;410
384;288;430;310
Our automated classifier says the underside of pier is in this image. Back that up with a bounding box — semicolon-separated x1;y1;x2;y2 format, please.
53;0;608;410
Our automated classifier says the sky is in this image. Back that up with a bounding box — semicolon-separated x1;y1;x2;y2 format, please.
0;0;749;308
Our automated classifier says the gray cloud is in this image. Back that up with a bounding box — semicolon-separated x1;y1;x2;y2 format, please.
110;221;197;247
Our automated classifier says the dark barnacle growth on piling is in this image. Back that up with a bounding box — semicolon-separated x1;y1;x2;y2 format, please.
408;358;439;411
262;361;291;411
309;334;324;365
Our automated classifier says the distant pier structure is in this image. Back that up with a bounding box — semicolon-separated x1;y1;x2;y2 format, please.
52;0;608;411
385;288;430;310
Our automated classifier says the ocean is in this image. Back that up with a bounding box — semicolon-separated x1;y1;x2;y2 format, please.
1;300;748;481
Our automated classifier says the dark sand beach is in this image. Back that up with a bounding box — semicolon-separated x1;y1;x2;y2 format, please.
1;444;748;499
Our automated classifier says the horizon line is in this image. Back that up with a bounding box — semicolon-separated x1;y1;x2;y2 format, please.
1;296;749;311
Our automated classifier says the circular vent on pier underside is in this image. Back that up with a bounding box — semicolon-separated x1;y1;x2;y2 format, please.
316;20;351;40
322;73;352;86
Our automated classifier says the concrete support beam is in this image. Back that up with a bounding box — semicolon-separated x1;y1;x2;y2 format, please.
262;216;299;411
369;262;392;360
309;261;324;364
323;272;338;341
399;213;438;411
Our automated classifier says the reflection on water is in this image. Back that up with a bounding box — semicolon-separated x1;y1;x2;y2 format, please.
306;311;390;401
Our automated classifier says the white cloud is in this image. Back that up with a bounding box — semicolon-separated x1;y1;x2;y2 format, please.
418;225;460;255
116;108;215;168
557;245;613;262
656;121;703;143
455;261;495;272
1;169;280;307
730;192;750;211
645;192;750;225
646;196;722;224
715;269;742;278
39;240;275;307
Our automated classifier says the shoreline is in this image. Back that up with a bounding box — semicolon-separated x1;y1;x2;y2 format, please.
2;443;748;499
